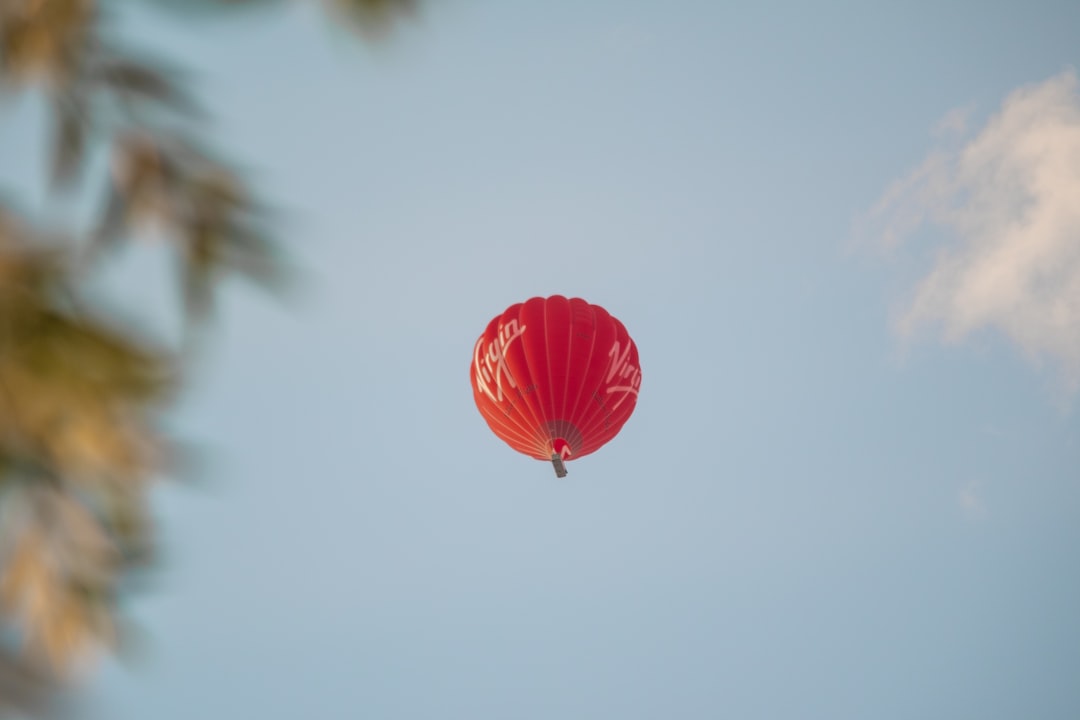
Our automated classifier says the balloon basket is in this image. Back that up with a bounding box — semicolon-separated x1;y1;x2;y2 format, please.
550;453;568;478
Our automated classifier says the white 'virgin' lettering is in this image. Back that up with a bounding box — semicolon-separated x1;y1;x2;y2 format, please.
604;340;641;411
473;319;527;403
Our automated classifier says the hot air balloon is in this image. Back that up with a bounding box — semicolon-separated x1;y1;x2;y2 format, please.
470;295;641;477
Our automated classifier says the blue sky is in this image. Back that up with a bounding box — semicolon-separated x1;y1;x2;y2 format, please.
3;1;1080;718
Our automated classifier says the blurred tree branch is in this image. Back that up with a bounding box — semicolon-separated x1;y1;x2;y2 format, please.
0;0;419;714
143;0;419;38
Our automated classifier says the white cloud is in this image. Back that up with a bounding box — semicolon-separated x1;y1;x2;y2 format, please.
933;105;973;138
865;69;1080;392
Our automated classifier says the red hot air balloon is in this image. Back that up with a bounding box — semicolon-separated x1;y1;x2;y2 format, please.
470;295;641;477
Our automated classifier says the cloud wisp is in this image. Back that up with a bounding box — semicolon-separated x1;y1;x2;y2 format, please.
865;69;1080;393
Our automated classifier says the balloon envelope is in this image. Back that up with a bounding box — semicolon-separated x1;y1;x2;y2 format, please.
470;295;641;474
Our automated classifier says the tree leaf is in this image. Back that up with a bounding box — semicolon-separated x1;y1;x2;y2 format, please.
0;645;64;719
95;54;201;116
0;0;97;87
326;0;419;36
48;92;88;190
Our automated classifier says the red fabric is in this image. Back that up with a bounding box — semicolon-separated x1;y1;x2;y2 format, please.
470;295;641;463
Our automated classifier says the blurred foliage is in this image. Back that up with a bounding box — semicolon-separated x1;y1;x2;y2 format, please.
0;0;418;713
144;0;419;38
